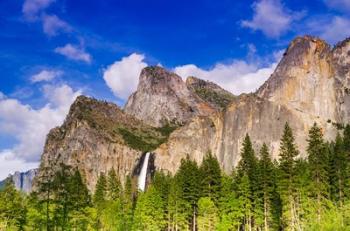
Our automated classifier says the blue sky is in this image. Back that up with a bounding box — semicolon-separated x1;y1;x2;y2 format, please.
0;0;349;178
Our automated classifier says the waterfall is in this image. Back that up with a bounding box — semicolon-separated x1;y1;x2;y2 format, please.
138;152;150;191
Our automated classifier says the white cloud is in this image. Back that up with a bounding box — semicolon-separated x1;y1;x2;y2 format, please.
324;0;350;13
31;69;63;83
42;14;71;36
22;0;55;20
174;60;278;95
103;53;147;100
241;0;303;38
103;52;282;99
0;150;39;180
0;85;81;173
306;16;350;44
319;16;350;44
55;44;92;63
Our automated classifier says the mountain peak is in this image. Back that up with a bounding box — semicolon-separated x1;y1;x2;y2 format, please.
125;67;215;127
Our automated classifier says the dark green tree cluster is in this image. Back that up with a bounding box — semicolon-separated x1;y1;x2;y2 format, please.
3;123;350;230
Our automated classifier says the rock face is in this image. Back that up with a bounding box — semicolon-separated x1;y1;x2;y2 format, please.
34;35;350;191
2;169;38;193
155;35;350;174
36;96;171;190
124;66;216;127
186;76;235;110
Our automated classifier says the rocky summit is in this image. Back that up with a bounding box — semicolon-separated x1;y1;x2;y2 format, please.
35;35;350;191
156;35;350;173
124;66;216;127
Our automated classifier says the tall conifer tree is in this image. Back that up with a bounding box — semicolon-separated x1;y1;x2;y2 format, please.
278;122;300;231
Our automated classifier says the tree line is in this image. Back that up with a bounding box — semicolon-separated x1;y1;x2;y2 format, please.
2;122;350;230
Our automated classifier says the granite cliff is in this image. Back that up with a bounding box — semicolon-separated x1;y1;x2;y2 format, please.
35;35;350;191
35;96;173;190
155;35;350;173
124;66;216;127
1;169;38;193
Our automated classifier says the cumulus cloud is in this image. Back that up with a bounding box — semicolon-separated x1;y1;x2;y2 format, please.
174;61;278;95
242;0;304;38
42;14;71;36
306;16;350;44
0;85;81;175
103;51;282;99
103;53;147;100
22;0;55;20
324;0;350;13
0;150;39;180
31;69;63;83
55;44;92;63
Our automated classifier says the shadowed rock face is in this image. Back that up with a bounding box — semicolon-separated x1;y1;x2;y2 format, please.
155;35;350;174
36;96;169;191
124;66;216;127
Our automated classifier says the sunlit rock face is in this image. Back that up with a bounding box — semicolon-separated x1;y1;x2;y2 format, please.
34;36;350;191
124;66;216;127
156;36;350;174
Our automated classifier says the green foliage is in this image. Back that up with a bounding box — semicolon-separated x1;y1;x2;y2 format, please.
307;123;330;222
167;175;190;230
118;123;178;152
4;122;350;230
277;122;301;231
194;88;235;109
132;186;166;231
0;180;26;230
256;143;278;230
107;168;121;201
199;152;222;203
93;172;107;208
197;197;218;231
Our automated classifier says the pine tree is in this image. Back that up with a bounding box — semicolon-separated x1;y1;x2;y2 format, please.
237;134;258;182
107;168;121;201
217;174;241;231
343;124;350;152
0;179;27;230
235;134;257;230
167;175;189;231
277;122;300;231
197;197;218;231
52;164;73;229
153;171;171;204
132;185;166;231
329;134;348;205
120;175;134;230
237;173;253;231
94;172;107;207
199;152;222;204
307;123;329;222
176;156;202;230
257;143;275;231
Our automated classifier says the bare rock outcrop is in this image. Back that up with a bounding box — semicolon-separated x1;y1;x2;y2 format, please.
36;96;170;190
124;66;216;127
155;35;350;174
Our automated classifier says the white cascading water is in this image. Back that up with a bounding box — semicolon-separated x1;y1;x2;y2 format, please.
137;152;150;191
